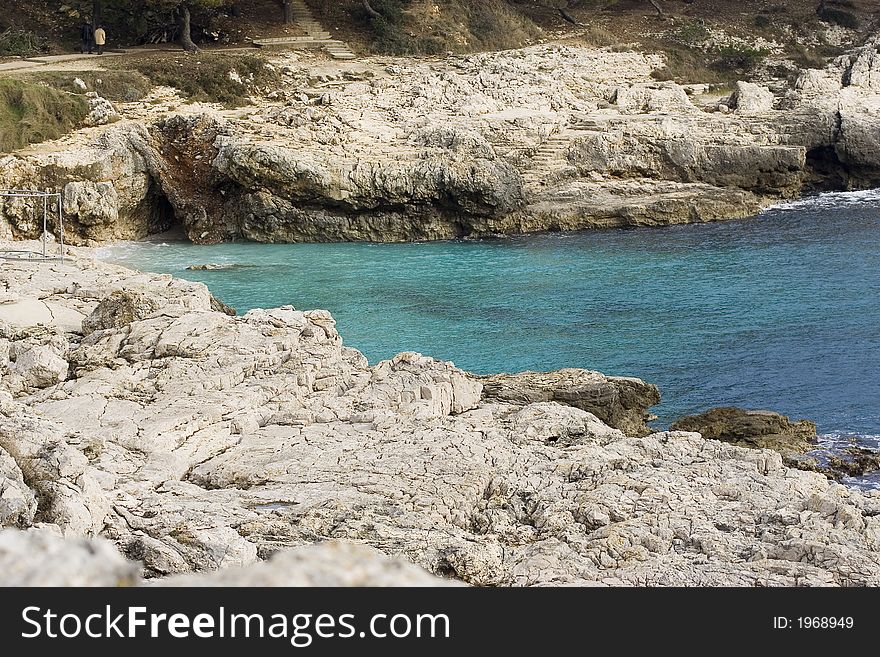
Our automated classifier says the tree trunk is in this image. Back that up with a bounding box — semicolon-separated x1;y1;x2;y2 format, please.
92;0;103;28
283;0;293;24
178;5;199;53
362;0;382;20
648;0;665;16
558;8;580;25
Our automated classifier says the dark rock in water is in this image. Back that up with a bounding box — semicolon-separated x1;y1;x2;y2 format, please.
670;407;816;454
187;264;241;271
783;447;880;482
477;368;660;437
671;408;880;482
827;448;880;478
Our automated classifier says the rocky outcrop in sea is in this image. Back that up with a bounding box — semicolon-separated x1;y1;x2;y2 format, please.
1;246;879;586
2;41;880;245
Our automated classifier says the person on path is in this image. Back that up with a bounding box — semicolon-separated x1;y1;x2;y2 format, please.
79;21;93;54
94;25;106;55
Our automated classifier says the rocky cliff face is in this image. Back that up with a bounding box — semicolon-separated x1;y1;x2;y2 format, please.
1;246;879;586
2;42;880;245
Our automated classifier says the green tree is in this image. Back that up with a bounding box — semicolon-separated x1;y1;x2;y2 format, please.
144;0;225;52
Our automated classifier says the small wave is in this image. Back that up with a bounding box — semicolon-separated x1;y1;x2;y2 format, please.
843;474;880;493
818;432;880;450
815;433;880;492
94;239;183;264
762;189;880;213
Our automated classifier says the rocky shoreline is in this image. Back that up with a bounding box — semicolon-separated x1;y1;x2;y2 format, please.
2;37;880;587
1;41;880;246
1;243;879;586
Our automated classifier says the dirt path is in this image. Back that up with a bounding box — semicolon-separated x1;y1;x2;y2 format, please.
1;0;355;77
0;46;270;75
0;51;126;73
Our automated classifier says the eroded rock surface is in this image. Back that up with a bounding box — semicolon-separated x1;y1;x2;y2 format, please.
1;249;879;587
2;42;880;244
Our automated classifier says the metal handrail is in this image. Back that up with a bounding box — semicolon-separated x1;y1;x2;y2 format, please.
0;189;65;261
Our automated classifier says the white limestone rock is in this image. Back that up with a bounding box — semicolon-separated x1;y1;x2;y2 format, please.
12;345;69;388
2;43;880;244
731;81;775;113
83;92;121;127
63;181;119;227
161;541;459;587
81;288;171;334
845;45;880;91
0;528;140;586
0;447;37;528
507;402;625;445
796;68;843;95
0;530;455;587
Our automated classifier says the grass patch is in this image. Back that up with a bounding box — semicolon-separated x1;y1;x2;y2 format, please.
0;79;87;152
650;43;729;85
786;43;827;69
673;22;711;46
30;71;152;103
574;24;620;48
0;27;48;57
651;40;769;84
121;53;279;107
711;44;769;74
361;0;539;55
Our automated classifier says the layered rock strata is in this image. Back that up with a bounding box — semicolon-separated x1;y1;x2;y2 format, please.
2;42;880;244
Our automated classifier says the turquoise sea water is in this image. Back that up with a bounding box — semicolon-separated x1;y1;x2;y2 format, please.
99;191;880;459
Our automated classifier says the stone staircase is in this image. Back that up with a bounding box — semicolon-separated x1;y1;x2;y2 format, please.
520;131;576;193
254;0;356;60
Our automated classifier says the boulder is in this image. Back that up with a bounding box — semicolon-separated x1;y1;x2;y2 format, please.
731;81;775;113
795;69;843;95
12;345;68;388
478;368;660;436
83;92;120;127
844;46;880;91
63;181;119;227
81;289;167;334
506;402;625;445
81;283;219;335
670;407;817;453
